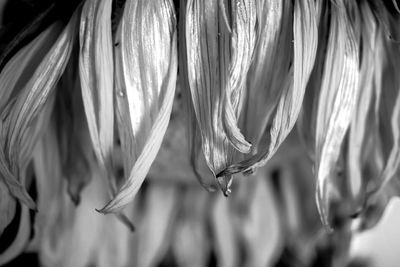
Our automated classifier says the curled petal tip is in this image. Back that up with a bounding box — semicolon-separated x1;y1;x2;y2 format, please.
19;192;37;212
217;175;232;197
316;183;332;231
95;206;112;215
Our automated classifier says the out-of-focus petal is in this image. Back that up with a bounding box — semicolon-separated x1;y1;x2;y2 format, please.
211;194;239;267
171;188;209;267
235;174;283;267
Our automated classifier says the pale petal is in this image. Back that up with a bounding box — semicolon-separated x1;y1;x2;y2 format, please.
136;183;179;267
171;188;209;267
79;0;114;179
0;22;62;209
218;0;292;178
98;0;178;213
315;2;360;228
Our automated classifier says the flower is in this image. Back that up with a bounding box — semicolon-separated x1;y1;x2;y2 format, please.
0;0;400;266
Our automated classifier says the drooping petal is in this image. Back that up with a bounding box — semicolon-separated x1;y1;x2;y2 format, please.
314;2;360;228
347;2;379;204
79;0;115;185
219;0;319;177
4;11;78;172
217;0;293;178
178;0;217;191
182;0;257;193
222;0;257;153
297;1;330;161
0;13;76;210
0;22;62;209
99;0;178;213
182;0;232;193
356;10;400;229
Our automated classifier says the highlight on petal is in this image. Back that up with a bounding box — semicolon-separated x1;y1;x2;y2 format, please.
347;2;379;204
314;2;360;229
79;0;115;184
0;14;75;210
178;0;217;191
3;11;78;173
221;0;256;154
171;188;209;267
182;0;233;193
98;0;178;213
218;0;293;177
181;0;258;194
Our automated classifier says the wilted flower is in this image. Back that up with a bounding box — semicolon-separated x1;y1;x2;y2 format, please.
1;0;400;266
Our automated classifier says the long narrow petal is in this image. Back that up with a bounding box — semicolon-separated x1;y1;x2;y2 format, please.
182;0;258;193
178;0;216;191
0;15;75;209
79;0;114;178
98;0;178;213
4;12;78;172
218;0;292;177
183;0;233;192
314;2;360;228
347;2;378;203
222;0;257;153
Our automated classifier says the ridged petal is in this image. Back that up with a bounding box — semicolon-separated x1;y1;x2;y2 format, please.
314;2;360;229
99;0;178;213
79;0;115;185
